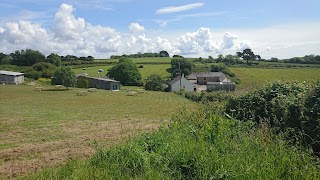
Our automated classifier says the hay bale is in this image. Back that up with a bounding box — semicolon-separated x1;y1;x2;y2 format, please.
77;91;87;96
127;91;137;96
35;87;44;91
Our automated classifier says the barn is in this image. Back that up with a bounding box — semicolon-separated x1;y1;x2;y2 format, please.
77;74;121;91
0;70;24;84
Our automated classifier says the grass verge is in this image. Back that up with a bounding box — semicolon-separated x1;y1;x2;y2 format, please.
25;107;320;179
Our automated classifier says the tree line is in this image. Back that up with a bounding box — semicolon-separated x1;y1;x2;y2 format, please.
110;51;169;59
0;49;95;67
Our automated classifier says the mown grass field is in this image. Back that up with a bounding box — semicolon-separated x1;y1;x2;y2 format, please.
0;85;196;178
73;64;171;80
230;68;320;91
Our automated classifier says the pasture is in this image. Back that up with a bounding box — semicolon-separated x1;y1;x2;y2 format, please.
0;85;196;178
73;64;171;80
95;57;172;64
230;68;320;91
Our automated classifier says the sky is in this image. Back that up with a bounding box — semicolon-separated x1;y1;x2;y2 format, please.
0;0;319;59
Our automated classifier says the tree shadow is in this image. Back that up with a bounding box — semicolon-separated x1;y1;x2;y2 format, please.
166;67;172;74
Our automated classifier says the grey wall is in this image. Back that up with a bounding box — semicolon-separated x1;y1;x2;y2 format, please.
170;77;194;92
0;75;24;84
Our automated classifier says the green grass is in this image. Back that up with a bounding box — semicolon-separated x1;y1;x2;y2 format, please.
0;85;196;178
73;64;171;80
25;107;320;179
230;68;320;91
95;57;172;64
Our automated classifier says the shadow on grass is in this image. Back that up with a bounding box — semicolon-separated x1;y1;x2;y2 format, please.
166;67;172;74
43;89;69;91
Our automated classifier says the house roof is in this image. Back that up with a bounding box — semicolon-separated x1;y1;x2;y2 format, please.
187;72;227;82
187;72;224;78
168;76;183;85
0;70;24;76
77;74;120;83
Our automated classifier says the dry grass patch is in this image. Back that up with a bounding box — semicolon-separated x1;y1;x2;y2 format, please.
0;85;196;178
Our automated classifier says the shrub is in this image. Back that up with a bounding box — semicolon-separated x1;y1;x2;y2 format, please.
226;81;320;155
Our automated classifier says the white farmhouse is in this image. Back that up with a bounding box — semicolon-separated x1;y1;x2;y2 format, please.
168;75;195;92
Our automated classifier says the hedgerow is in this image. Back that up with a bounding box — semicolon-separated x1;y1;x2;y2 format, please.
226;81;320;155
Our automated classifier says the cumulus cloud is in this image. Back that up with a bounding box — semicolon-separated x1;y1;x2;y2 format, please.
0;3;251;58
53;4;86;40
128;22;144;34
156;3;204;14
220;32;238;50
175;28;241;55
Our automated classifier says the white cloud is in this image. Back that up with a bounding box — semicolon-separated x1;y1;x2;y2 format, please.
220;32;238;50
129;22;145;34
174;28;244;55
53;3;86;40
156;3;204;14
1;3;319;59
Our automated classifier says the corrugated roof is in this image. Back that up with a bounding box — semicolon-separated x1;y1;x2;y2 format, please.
77;74;120;83
0;70;24;76
187;72;224;78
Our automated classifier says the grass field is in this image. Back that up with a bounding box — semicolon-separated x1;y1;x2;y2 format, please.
95;57;172;64
73;64;171;80
230;68;320;91
0;85;196;178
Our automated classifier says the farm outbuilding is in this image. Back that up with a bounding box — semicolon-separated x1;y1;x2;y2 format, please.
207;82;236;91
0;70;24;84
77;74;121;91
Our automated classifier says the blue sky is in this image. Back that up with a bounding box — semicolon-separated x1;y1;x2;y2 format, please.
0;0;319;58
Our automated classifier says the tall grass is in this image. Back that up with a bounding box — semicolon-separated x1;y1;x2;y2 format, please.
25;106;320;179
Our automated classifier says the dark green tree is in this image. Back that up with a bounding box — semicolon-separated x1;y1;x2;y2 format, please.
11;49;46;66
145;74;165;91
32;62;57;78
236;48;261;65
171;58;192;78
107;58;142;86
159;50;169;57
51;66;76;88
47;53;62;67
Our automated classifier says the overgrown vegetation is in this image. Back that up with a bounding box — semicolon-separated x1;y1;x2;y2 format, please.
26;106;320;179
226;81;320;155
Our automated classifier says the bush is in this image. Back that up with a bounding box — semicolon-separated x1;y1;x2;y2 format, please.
144;74;165;91
226;81;320;155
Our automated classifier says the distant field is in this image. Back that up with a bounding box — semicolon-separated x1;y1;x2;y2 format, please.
95;57;172;64
230;68;320;91
0;85;196;178
73;64;171;80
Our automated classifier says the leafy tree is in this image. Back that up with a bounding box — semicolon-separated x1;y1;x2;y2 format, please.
236;48;261;65
51;66;76;88
208;56;214;62
107;58;142;86
159;50;169;57
77;76;90;88
270;57;279;62
145;74;165;91
11;49;46;66
47;53;62;67
87;56;94;61
171;58;192;78
0;52;6;63
216;54;224;63
0;55;13;65
32;62;57;78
